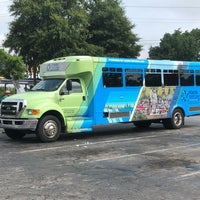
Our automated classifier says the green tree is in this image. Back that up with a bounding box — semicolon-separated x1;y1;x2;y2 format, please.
0;49;26;90
3;0;101;83
0;49;25;80
149;29;200;61
87;0;141;57
3;0;142;84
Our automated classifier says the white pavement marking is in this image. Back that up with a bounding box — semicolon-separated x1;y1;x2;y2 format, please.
79;142;200;164
174;171;200;180
71;130;189;147
15;131;183;154
16;146;66;154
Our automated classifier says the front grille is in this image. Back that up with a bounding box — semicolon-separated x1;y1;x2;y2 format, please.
1;100;26;117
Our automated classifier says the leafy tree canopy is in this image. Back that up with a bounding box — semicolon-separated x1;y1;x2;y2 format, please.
3;0;141;70
0;49;25;80
4;0;98;68
87;0;141;57
149;29;200;61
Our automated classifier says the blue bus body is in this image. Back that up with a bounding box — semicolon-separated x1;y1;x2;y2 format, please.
82;57;200;129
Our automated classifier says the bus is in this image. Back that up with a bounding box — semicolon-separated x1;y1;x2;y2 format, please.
0;56;200;142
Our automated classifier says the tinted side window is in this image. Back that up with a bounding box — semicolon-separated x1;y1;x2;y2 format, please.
145;69;162;87
102;67;123;87
163;70;178;86
196;70;200;86
125;69;143;86
180;70;194;86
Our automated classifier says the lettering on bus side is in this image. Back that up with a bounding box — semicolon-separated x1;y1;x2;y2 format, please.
47;64;60;71
41;62;69;73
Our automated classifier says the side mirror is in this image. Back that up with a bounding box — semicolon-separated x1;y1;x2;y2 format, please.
66;80;72;91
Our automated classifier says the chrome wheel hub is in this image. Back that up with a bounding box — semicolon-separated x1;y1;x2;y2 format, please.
43;120;58;138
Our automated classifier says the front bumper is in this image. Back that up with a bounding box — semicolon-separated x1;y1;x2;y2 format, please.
0;118;38;131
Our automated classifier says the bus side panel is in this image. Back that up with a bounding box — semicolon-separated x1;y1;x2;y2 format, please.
93;86;178;124
129;86;177;121
79;58;200;129
91;59;145;125
93;85;142;125
176;86;200;117
79;57;107;128
91;59;178;124
175;62;200;117
101;88;141;124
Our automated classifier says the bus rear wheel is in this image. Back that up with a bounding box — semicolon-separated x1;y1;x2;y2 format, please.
4;129;26;140
163;109;184;129
36;115;61;142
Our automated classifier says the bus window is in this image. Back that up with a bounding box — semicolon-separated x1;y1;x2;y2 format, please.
163;70;178;86
145;69;162;87
125;69;143;86
60;79;82;95
196;70;200;86
70;79;82;93
180;70;194;86
102;67;123;87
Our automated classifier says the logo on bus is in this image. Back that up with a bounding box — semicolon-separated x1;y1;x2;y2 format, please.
47;64;59;71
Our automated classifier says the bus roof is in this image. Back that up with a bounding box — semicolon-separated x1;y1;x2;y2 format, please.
40;56;200;78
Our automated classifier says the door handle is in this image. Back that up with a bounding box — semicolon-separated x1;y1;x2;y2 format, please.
82;96;86;101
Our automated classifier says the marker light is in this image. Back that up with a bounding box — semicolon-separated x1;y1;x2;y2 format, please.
28;109;40;115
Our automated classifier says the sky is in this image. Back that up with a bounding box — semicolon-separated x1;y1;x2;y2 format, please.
0;0;200;59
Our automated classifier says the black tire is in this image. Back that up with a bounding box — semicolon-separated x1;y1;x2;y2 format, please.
133;121;151;128
163;109;184;129
36;115;61;142
4;129;26;140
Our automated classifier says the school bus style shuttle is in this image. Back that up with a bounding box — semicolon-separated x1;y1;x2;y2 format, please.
1;56;200;142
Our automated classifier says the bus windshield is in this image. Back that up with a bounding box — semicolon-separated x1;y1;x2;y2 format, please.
31;79;65;91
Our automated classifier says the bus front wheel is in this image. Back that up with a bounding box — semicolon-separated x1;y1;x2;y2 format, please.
163;109;184;129
36;115;61;142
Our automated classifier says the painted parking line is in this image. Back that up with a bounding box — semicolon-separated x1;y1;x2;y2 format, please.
70;130;192;147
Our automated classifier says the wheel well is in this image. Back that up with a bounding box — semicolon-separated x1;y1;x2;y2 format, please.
41;110;66;132
173;107;185;117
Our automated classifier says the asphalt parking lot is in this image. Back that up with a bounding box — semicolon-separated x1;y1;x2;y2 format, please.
1;117;200;200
